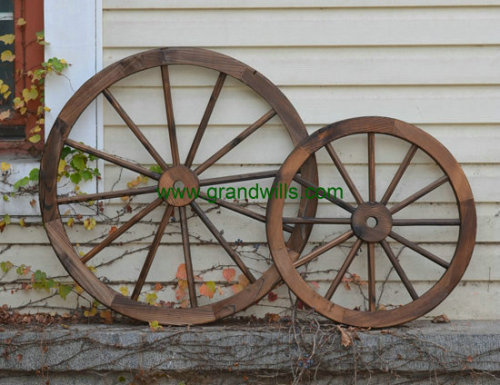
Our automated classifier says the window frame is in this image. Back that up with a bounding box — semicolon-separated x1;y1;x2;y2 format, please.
0;0;44;157
0;0;101;218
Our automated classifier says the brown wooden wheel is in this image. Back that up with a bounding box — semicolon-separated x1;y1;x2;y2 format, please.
267;116;476;328
40;47;318;325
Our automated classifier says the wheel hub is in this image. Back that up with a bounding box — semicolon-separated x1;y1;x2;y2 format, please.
158;166;199;206
351;202;392;242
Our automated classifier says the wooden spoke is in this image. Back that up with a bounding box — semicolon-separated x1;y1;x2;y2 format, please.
185;73;227;168
198;192;294;233
390;175;449;214
283;217;351;225
199;169;278;186
389;230;450;268
179;206;198;307
65;139;160;180
293;174;356;213
293;230;354;268
195;109;276;175
58;186;157;204
81;199;163;264
190;201;256;283
325;143;364;204
380;240;419;300
161;65;180;166
368;133;375;202
392;218;461;226
367;242;376;311
380;144;418;205
324;238;363;300
102;88;169;171
131;204;174;301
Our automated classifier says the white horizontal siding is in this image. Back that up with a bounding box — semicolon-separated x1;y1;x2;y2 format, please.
103;124;500;164
105;47;500;86
103;0;500;9
103;8;500;47
103;85;500;125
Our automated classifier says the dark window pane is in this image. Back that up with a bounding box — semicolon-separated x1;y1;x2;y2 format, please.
0;125;24;139
0;15;14;111
0;0;13;13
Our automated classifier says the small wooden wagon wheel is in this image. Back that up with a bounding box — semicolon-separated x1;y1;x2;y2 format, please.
267;116;476;327
40;47;317;325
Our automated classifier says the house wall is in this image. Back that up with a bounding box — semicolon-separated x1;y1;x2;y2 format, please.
0;0;499;321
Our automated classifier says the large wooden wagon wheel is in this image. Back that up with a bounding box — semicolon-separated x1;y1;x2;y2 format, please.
267;117;476;327
40;47;317;325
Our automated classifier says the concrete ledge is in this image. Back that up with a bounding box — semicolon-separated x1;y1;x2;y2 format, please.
0;320;498;384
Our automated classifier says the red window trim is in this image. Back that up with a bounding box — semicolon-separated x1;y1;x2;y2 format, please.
0;0;44;157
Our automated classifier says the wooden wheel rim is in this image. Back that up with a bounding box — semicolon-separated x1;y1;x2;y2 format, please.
40;47;318;325
267;116;476;328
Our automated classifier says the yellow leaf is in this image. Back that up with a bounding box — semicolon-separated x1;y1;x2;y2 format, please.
17;18;26;26
20;107;27;115
119;286;129;296
84;306;97;317
149;320;163;332
58;159;67;175
178;279;188;291
13;97;23;108
0;34;14;44
88;265;97;273
1;162;10;172
22;86;38;102
19;218;26;227
66;218;74;228
145;292;157;305
32;125;42;133
74;284;84;294
127;178;140;188
28;134;41;143
3;91;10;99
1;50;14;62
83;217;96;230
43;106;51;112
0;84;9;94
